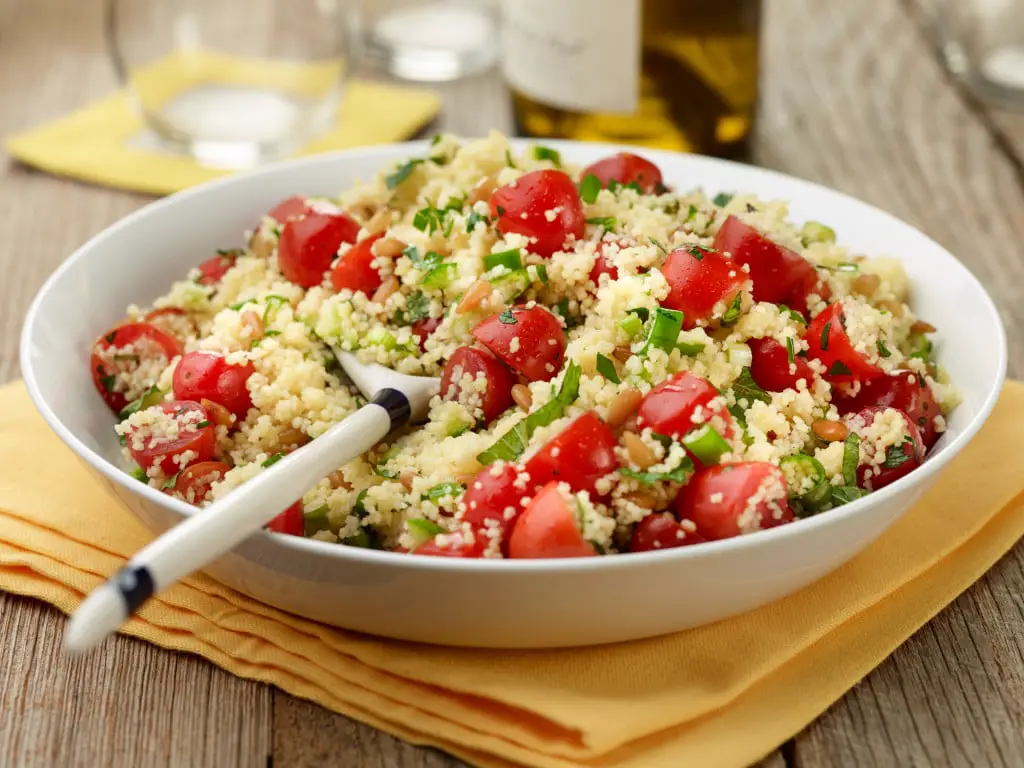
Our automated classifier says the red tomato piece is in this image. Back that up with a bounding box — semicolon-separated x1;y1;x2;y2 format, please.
508;482;597;559
461;463;526;554
636;371;727;440
748;338;814;392
439;346;515;424
805;302;884;383
196;251;239;285
523;412;620;497
834;370;942;449
412;315;442;351
267;196;308;223
125;400;216;476
414;531;484;558
676;462;793;541
267;501;305;536
490;170;585;258
848;406;926;491
171;461;231;505
630;512;704;552
661;246;747;329
580;153;664;194
472;306;566;382
278;211;360;288
173;351;255;420
713;215;818;308
143;307;198;340
330;232;384;296
90;322;184;413
589;246;620;287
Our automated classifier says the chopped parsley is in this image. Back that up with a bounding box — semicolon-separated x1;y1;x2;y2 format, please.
722;293;743;324
466;210;490;232
104;331;117;344
405;291;431;324
828;360;852;377
585;216;617;229
385;158;423;189
688;245;716;261
130;466;149;483
262;452;286;468
117;383;161;420
596;353;620;384
712;192;734;207
876;340;891;358
499;308;517;325
505;148;517;168
228;299;256;311
786;337;796;364
579;174;602;204
620;461;694;486
161;473;180;490
882;443;912;469
196;420;210;428
421;482;465;501
731;367;771;406
820;321;832;350
831;486;868;506
412;205;445;234
533;146;562;167
649;237;669;255
534;264;549;284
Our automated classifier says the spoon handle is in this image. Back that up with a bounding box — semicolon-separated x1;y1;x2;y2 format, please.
64;393;406;654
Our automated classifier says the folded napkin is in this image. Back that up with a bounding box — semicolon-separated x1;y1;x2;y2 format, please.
1;379;1022;768
5;51;441;196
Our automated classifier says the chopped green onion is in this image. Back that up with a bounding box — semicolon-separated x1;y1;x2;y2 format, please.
342;528;377;548
585;216;616;229
533;146;562;167
407;518;446;545
649;237;668;255
422;262;457;289
304;504;331;536
801;221;836;246
908;333;933;364
620;459;694;486
722;293;743;324
533;264;549;284
130;466;149;483
677;340;706;356
842;432;860;486
196;420;210;428
262;452;286;468
596;353;620;384
385;159;423;189
635;307;683;355
618;313;644;339
778;304;806;324
780;454;830;516
882;441;912;469
731;367;771;405
688;245;716;261
489;269;530;302
557;360;581;404
466;210;490;232
786;337;796;364
228;299;256;311
712;192;733;207
726;343;752;368
447;421;472;438
118;384;163;421
579;174;601;204
876;340;891;358
681;426;731;466
262;294;290;323
484;248;523;271
505;148;517;168
820;322;832;350
421;482;464;501
821;262;858;273
685;204;698;222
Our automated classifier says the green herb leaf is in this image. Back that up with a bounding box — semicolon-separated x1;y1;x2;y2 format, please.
496;205;505;217
731;367;771;405
407;518;446;541
677;340;705;356
499;308;517;325
99;371;116;394
476;421;530;465
828;360;853;377
229;299;256;311
422;262;457;289
385;158;423;189
196;420;210;429
649;237;668;255
421;482;465;501
831;485;868;506
786;337;796;364
820;321;832;351
712;192;734;207
533;146;562;167
596;353;620;384
466;210;491;232
636;307;683;355
412;206;444;233
778;304;806;324
688;245;716;261
579;174;601;204
534;264;549;284
505;148;517;168
557;360;582;405
620;460;694;486
722;293;743;324
876;340;891;358
484;248;523;271
105;331;117;344
262;294;290;323
405;291;431;324
842;432;860;486
161;472;180;490
685;204;698;222
882;442;912;469
585;216;616;229
130;466;148;483
117;384;162;420
262;452;286;468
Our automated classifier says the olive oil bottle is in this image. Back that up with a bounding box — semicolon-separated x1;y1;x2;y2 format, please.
500;0;761;159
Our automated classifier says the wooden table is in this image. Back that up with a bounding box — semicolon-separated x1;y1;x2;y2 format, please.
2;0;1023;765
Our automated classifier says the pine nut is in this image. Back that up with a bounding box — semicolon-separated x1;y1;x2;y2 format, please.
607;388;642;428
371;276;400;304
622;490;659;510
241;309;264;339
399;472;415;491
365;208;393;235
349;203;375;222
852;272;881;297
250;229;276;260
878;300;903;317
374;237;407;259
457;280;492;314
910;319;937;334
200;398;234;428
278;426;309;448
623;431;657;469
812;419;849;442
328;470;350;490
469;175;499;204
511;384;532;412
612;345;633;363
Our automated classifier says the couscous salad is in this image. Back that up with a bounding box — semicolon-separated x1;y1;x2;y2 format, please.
89;133;958;558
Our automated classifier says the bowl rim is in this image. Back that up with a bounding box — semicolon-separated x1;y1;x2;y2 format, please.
20;138;1009;574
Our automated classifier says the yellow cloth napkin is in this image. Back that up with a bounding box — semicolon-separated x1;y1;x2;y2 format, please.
5;51;441;196
1;378;1022;768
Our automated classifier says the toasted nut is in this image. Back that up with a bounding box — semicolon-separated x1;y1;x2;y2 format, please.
622;490;659;510
200;398;234;428
241;309;264;339
457;279;492;314
623;431;657;469
365;209;393;235
878;300;903;317
250;229;276;260
612;345;633;363
328;470;350;490
371;276;400;304
852;272;881;297
469;175;499;205
278;426;309;449
812;419;849;442
399;472;415;491
375;237;407;259
511;384;533;412
910;319;937;334
607;388;642;428
349;203;376;222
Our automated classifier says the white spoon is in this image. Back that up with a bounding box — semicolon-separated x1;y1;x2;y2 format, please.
63;348;440;654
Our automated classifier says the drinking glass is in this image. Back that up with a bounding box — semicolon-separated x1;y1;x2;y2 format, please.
932;0;1024;109
105;0;353;169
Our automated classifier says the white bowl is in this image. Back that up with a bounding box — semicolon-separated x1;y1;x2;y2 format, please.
20;140;1006;648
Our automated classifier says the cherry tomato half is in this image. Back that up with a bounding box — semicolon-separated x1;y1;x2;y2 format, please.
330;232;384;296
196;251;239;286
589;242;621;287
636;371;726;440
713;215;818;309
508;482;596;559
524;412;620;497
278;211;360;288
490;170;585;258
143;307;198;340
748;338;814;392
439;345;515;424
676;462;793;541
834;371;941;449
661;246;747;329
267;501;305;536
847;406;926;491
461;463;526;554
124;400;216;476
580;153;664;194
630;512;704;552
414;531;484;558
171;461;231;505
805;302;884;383
412;315;442;352
173;351;255;420
472;306;566;382
267;196;308;223
90;322;184;413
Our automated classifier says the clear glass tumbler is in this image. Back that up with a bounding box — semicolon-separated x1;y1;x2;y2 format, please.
105;0;353;169
357;0;498;82
932;0;1024;109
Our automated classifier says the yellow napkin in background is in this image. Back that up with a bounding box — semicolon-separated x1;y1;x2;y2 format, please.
5;51;441;196
1;379;1023;768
